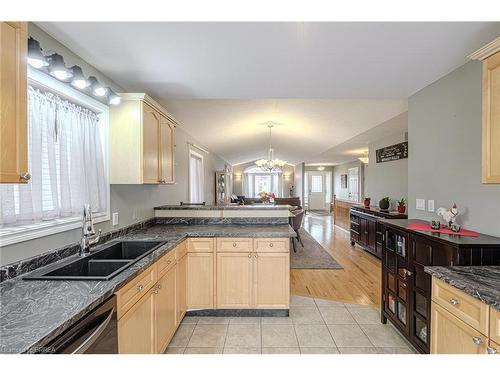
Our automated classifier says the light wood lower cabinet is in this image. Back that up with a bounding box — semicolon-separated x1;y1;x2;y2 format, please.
216;252;253;308
155;265;177;354
254;252;290;308
431;303;488;354
118;288;156;354
176;253;187;321
187;251;214;309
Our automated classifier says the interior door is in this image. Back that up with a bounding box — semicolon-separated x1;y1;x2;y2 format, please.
347;167;359;202
308;172;326;210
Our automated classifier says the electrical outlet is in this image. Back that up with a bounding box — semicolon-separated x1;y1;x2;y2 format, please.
428;200;435;212
416;198;426;211
112;212;119;226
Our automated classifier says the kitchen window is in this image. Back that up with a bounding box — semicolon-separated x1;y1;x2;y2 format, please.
243;167;282;198
0;68;109;246
188;148;204;203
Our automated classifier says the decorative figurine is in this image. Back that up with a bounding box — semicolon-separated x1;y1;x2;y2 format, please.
436;203;459;227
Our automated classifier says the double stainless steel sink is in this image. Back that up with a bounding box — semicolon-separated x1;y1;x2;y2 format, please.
23;240;165;281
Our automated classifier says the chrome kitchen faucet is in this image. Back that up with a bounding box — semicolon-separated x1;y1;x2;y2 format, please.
79;204;102;257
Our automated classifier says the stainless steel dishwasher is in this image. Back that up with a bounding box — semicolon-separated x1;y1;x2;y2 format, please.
39;296;117;354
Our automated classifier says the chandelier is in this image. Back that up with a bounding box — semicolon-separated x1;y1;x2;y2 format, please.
255;122;286;171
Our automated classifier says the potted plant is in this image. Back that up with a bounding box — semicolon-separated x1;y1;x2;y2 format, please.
364;197;371;208
379;197;390;211
397;197;406;214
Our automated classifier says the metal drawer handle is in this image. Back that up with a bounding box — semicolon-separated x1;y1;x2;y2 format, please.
449;298;459;306
136;284;144;291
472;337;482;345
487;346;497;354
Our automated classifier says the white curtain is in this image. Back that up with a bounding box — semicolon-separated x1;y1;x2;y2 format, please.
189;153;203;203
0;86;107;226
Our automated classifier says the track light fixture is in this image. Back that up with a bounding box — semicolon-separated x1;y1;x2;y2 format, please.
47;53;73;81
88;77;108;97
107;90;121;106
27;37;49;69
70;66;89;89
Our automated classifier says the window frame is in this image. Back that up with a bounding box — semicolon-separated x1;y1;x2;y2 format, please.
0;67;110;247
188;147;205;203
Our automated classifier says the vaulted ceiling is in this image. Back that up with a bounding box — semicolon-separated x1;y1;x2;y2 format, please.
36;22;499;164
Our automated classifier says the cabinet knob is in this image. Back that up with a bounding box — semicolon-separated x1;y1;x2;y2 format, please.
254;253;258;258
20;172;31;181
472;337;482;345
157;284;162;290
233;243;237;247
248;253;252;258
487;346;497;354
136;284;144;291
269;243;274;247
449;298;459;306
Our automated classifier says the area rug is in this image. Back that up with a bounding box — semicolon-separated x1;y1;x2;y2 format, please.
290;229;343;269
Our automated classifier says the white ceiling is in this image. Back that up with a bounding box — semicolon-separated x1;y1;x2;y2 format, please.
35;22;499;164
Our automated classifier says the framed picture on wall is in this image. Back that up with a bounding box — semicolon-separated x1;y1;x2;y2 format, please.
341;174;348;188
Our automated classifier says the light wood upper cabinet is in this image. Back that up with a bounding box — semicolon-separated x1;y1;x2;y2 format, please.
109;93;176;184
118;288;156;354
155;265;177;354
482;50;500;183
0;22;28;184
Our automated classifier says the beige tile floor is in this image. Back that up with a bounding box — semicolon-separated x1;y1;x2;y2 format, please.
165;294;417;354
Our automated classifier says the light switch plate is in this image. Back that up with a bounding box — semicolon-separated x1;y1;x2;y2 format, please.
416;198;426;211
112;212;119;226
428;200;435;212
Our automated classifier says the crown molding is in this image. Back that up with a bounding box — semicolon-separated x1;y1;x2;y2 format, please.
467;37;500;61
118;92;179;126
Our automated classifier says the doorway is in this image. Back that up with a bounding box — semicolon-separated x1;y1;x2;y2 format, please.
307;172;327;210
347;167;359;202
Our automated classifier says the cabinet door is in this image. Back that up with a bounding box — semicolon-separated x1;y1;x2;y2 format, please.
254;252;290;308
142;103;160;184
431;303;488;354
187;252;214;309
159;116;175;184
482;50;500;183
0;22;28;183
216;252;253;308
118;289;155;354
176;254;187;322
155;266;177;353
360;218;368;245
367;219;376;250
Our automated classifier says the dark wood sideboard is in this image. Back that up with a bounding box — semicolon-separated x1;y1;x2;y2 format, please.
379;219;500;354
350;205;407;259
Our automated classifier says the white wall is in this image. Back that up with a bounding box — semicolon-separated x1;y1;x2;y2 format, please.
408;61;500;237
333;160;364;202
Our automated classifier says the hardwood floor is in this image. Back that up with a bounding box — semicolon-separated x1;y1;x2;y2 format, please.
290;213;382;307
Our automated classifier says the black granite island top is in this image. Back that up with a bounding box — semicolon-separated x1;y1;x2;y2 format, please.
0;223;294;354
425;266;500;310
154;204;294;210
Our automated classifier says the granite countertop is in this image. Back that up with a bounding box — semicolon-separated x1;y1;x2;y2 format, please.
379;219;500;246
425;266;500;310
0;223;294;354
154;204;294;210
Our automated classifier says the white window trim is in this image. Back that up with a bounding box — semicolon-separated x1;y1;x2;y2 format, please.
0;67;110;247
188;147;205;203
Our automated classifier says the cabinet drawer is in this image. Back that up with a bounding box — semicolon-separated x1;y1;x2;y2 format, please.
254;238;289;253
157;250;176;278
176;240;188;259
490;307;500;344
116;265;157;318
217;238;253;252
432;277;489;335
188;238;214;252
